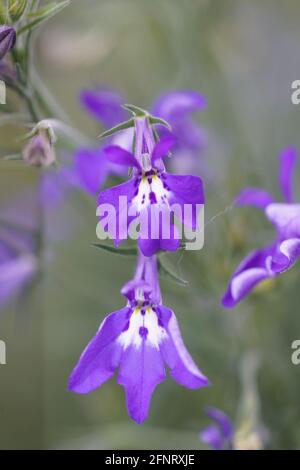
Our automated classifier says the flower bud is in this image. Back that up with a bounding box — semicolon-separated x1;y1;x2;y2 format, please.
0;25;16;60
8;0;27;22
22;127;56;168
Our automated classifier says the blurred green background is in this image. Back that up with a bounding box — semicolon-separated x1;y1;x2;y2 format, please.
1;0;300;449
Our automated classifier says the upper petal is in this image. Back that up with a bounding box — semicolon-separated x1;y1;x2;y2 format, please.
68;307;130;394
266;203;300;239
278;146;298;203
151;133;177;165
221;246;275;308
159;306;209;389
104;145;140;169
236;188;274;209
80;88;126;128
152;90;207;121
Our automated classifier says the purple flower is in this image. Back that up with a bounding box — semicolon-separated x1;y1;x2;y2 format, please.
80;87;127;128
23;132;56;168
76;88;207;194
0;249;37;310
0;25;16;60
75;88;131;195
200;407;234;450
68;252;209;424
152;90;207;168
222;147;300;308
98;116;205;256
0;192;39;311
73;147;109;195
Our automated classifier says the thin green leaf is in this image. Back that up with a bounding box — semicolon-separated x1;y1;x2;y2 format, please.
93;243;137;256
17;0;70;35
98;118;135;139
157;256;188;286
122;104;148;117
149;115;172;130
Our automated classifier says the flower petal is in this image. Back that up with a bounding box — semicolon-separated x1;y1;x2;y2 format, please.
74;147;108;195
118;344;166;424
151;134;177;165
138;236;180;257
200;425;224;450
206;407;234;441
236;188;274;209
159;307;209;388
138;205;181;256
266;203;300;238
68;307;130;394
222;246;275;308
271;238;300;273
98;179;137;244
80;88;126;127
278;146;298;203
152;90;207;121
104;145;140;169
0;254;37;309
163;173;205;229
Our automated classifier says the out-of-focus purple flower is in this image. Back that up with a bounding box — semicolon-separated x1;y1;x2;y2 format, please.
152;90;207;167
98;116;205;257
75;88;131;195
80;87;127;128
222;147;300;308
73;147;109;195
200;407;234;450
0;191;39;311
0;249;37;310
68;251;209;424
23;131;56;168
0;25;16;60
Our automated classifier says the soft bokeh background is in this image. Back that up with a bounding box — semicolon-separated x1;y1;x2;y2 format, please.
1;0;300;449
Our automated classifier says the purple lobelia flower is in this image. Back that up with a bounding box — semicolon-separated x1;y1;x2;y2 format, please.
222;147;300;308
76;88;207;195
97;116;205;256
68;250;209;424
200;407;234;450
0;25;16;61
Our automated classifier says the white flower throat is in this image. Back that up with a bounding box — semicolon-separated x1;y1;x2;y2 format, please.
117;306;168;350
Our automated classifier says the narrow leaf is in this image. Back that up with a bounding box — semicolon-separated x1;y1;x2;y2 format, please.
93;243;137;256
157;256;188;286
122;104;148;117
17;0;70;35
98;118;135;139
149;116;172;130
